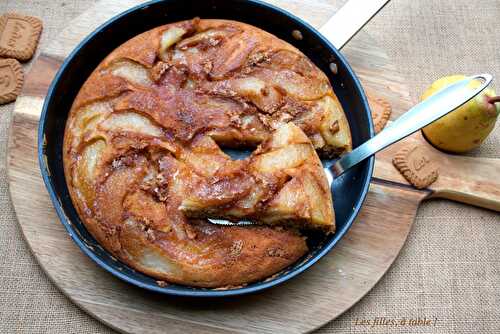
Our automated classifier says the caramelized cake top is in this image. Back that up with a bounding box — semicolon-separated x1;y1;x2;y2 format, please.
63;18;350;287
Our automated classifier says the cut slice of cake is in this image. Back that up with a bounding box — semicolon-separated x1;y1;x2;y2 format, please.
179;123;335;233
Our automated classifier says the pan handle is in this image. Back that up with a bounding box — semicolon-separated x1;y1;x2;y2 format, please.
319;0;390;50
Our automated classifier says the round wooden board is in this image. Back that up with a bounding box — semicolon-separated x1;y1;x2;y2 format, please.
8;1;421;333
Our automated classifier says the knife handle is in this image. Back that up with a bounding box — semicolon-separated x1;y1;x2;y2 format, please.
319;0;390;50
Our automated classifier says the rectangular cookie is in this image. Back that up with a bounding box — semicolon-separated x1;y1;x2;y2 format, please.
0;13;42;61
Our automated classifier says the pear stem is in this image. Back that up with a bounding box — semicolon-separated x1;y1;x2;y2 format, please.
487;96;500;104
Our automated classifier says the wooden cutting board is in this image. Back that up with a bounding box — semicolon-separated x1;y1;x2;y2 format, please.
7;1;500;333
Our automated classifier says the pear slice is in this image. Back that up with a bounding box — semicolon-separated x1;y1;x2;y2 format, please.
179;123;335;232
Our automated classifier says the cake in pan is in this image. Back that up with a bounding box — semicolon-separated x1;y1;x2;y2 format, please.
63;18;351;287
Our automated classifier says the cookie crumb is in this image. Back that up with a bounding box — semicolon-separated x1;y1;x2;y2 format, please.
329;62;338;75
291;30;303;41
156;280;168;287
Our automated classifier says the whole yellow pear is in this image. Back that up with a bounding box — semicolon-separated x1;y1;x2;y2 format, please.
421;75;500;153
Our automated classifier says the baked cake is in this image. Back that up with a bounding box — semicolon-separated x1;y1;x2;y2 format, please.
180;123;334;232
63;18;351;287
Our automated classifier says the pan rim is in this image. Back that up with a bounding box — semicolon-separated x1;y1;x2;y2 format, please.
37;0;374;297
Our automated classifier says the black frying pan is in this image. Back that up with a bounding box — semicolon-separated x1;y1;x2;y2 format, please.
38;0;374;297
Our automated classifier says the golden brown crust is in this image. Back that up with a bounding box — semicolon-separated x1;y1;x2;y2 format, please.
64;19;350;287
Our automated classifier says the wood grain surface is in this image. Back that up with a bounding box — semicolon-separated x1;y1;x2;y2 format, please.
376;130;500;211
7;0;499;333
